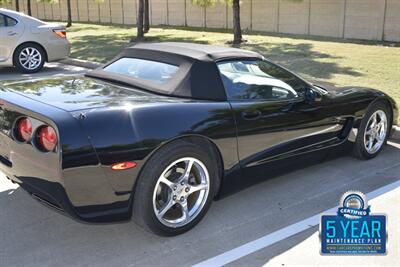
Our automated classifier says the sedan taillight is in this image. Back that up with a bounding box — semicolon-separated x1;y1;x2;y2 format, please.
53;29;67;38
16;117;32;142
37;126;58;152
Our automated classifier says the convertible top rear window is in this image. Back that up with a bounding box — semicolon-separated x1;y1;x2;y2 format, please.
103;58;179;84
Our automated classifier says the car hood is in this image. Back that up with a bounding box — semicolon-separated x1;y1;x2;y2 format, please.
0;76;186;112
312;80;382;95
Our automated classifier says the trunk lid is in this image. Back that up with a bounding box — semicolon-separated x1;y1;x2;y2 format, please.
1;76;177;112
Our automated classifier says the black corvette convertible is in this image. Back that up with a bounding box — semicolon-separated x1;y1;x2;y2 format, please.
0;42;397;236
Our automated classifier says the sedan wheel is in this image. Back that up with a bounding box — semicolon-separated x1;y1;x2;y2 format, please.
19;47;42;71
14;44;45;73
153;157;210;228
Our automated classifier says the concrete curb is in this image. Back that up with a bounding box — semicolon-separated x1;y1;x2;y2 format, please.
59;58;102;70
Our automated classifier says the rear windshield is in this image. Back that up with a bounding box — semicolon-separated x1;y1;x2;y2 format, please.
103;57;179;84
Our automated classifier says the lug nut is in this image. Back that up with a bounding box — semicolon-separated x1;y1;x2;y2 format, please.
185;187;190;193
180;196;184;202
173;195;177;201
181;181;185;186
173;185;177;190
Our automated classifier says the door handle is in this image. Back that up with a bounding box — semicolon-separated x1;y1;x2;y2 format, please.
241;110;262;120
7;31;17;36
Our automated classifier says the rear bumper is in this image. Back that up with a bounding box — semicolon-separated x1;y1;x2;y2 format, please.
1;164;132;223
45;38;71;62
0;92;131;223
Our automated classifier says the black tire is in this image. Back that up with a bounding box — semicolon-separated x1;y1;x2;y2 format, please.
352;101;391;160
13;43;46;73
132;140;219;236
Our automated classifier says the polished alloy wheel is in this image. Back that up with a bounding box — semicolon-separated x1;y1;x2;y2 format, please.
364;110;387;154
19;47;42;70
152;157;210;228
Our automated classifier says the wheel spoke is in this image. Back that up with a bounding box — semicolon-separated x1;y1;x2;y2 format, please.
372;113;377;125
179;199;189;221
378;124;386;141
157;199;175;218
188;183;208;195
159;175;174;190
368;136;374;150
179;159;194;183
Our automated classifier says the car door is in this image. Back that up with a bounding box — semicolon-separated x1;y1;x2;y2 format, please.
218;59;347;177
0;13;24;64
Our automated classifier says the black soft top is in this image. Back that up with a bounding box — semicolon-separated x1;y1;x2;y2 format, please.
86;42;263;101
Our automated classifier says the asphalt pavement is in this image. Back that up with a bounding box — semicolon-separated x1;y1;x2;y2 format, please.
0;64;399;267
0;62;87;81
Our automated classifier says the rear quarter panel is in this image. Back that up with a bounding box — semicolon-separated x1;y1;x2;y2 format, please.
76;101;238;196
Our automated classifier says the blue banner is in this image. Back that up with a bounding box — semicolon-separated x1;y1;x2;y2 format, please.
321;215;386;254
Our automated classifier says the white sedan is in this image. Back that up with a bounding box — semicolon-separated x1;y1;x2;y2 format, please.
0;8;70;73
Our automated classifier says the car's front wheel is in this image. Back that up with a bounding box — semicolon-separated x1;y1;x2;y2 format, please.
132;141;218;236
14;43;45;73
353;101;391;159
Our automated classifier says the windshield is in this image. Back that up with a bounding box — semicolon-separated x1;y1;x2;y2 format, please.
103;58;179;84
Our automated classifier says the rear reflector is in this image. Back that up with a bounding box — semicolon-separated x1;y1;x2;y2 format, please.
16;117;32;142
53;29;67;38
111;162;137;171
38;126;58;152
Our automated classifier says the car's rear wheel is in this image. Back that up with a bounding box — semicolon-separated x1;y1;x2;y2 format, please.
132;141;218;236
353;102;391;159
14;43;45;73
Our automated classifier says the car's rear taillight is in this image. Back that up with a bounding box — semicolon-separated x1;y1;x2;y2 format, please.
37;126;58;152
16;117;32;142
53;29;67;38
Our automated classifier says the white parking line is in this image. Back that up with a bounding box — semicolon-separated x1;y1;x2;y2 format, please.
193;180;400;267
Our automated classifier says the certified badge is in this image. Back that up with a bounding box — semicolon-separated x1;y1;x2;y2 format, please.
320;191;386;255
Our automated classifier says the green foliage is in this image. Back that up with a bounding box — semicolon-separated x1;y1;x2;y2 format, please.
192;0;302;7
36;0;59;3
191;0;218;8
0;0;11;4
192;0;236;8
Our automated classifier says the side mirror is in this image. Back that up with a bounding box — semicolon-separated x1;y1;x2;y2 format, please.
305;87;322;103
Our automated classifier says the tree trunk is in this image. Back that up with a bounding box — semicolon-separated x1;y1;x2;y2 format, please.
137;0;144;39
27;0;31;16
15;0;20;12
232;0;242;44
66;0;72;27
144;0;150;33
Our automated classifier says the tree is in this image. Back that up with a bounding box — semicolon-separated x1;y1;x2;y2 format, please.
192;0;243;44
66;0;72;27
231;0;242;44
15;0;19;11
27;0;32;15
144;0;150;33
137;0;145;39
